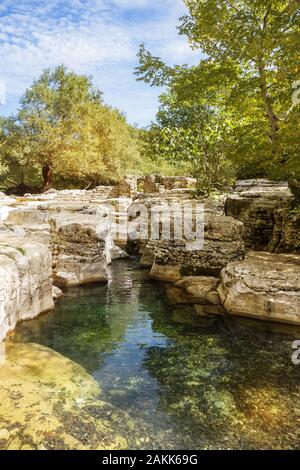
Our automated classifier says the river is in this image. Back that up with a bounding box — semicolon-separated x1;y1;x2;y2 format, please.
10;259;300;449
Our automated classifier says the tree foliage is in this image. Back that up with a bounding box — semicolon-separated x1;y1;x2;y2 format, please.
0;66;140;192
136;0;300;192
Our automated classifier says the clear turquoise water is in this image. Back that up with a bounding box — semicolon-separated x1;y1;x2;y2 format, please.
12;260;300;449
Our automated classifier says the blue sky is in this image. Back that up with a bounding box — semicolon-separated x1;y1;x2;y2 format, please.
0;0;200;126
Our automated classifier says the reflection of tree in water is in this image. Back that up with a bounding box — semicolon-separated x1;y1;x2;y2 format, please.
145;308;300;450
11;260;168;376
11;261;147;373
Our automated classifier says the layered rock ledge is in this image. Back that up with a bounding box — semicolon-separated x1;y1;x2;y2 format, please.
0;178;299;337
0;188;129;340
226;179;294;250
0;237;54;341
218;252;300;325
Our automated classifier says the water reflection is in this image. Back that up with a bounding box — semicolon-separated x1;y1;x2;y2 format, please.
11;260;300;449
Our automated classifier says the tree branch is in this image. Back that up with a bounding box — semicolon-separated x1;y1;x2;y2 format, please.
223;0;240;13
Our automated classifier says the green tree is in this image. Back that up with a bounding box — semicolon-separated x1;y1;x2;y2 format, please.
1;66;140;192
145;95;235;193
136;0;300;183
180;0;300;166
0;117;37;192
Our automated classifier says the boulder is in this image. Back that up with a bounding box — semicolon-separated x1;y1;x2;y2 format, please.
50;214;112;287
165;276;223;316
218;252;300;325
150;264;182;283
52;286;64;303
149;212;245;279
175;276;220;304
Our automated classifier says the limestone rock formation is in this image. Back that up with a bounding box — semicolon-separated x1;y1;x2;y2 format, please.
138;175;197;194
50;214;112;287
52;286;64;303
166;276;224;316
226;179;293;250
175;276;220;304
0;191;133;340
270;207;300;254
0;238;54;341
0;179;299;338
218;252;300;325
149;212;245;280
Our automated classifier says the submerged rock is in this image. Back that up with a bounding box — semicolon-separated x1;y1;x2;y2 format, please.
0;342;127;450
218;252;300;325
166;276;223;317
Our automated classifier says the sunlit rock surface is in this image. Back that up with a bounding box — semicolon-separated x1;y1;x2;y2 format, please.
0;238;54;342
50;214;112;287
0;179;299;339
0;343;127;450
218;252;300;325
149;212;245;278
0;190;130;339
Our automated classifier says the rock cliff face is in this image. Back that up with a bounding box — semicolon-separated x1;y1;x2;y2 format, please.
0;237;54;341
149;211;245;279
226;179;293;250
270;207;300;254
0;190;128;340
130;179;299;326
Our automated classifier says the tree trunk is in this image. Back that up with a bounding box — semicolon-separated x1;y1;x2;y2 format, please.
42;164;53;192
257;60;280;148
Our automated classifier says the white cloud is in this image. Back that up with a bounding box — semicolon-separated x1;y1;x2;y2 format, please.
0;0;200;125
113;0;152;7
